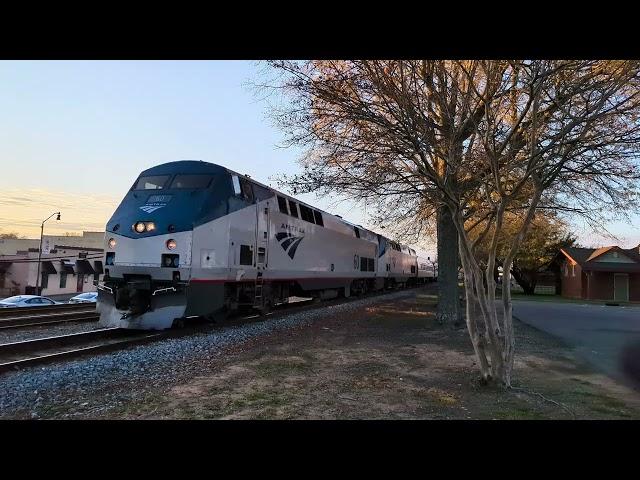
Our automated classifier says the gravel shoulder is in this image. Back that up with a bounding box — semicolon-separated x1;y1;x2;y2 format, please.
3;286;640;420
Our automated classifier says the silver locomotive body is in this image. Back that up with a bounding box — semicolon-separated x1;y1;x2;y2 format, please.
98;160;427;330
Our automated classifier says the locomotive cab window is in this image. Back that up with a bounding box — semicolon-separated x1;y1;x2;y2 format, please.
313;210;324;226
169;174;213;189
288;200;299;218
299;204;315;223
354;227;360;238
232;175;242;196
277;196;289;214
133;175;170;190
359;257;374;272
360;257;368;271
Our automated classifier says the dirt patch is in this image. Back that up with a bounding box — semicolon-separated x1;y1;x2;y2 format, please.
111;289;640;420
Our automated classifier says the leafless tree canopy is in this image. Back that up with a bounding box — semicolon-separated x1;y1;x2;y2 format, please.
261;60;640;386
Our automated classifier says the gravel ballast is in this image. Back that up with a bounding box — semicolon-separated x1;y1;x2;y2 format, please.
0;321;102;345
0;289;419;419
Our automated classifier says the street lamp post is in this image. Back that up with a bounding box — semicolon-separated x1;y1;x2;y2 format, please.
35;212;60;295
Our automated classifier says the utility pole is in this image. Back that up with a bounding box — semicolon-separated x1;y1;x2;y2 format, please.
35;212;60;295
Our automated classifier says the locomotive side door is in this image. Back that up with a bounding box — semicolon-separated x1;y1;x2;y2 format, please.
248;181;272;310
255;199;270;270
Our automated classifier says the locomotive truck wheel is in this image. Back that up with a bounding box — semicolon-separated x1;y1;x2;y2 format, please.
258;301;272;316
172;318;186;329
205;309;228;323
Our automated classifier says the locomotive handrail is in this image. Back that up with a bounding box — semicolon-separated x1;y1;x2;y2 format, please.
151;287;177;296
96;283;113;294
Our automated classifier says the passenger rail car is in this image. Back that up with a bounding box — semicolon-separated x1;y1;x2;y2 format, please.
97;161;431;329
416;255;437;283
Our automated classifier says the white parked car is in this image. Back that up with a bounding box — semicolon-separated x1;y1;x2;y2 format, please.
0;295;60;308
68;292;98;304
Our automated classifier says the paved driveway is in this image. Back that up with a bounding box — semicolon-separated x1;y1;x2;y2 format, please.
513;300;640;386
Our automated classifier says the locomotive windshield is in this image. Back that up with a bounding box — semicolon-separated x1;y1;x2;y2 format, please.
133;175;170;190
133;174;214;190
169;174;213;189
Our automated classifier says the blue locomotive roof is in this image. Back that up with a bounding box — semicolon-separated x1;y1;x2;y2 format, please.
138;160;228;177
106;160;238;238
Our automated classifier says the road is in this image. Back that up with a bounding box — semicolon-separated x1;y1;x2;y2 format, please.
513;300;640;387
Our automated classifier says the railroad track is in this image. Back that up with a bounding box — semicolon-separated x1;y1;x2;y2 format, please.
0;307;100;330
0;328;164;373
0;300;317;374
0;302;96;318
0;284;434;374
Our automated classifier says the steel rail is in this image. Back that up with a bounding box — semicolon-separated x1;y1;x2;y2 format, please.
0;311;99;330
0;303;96;318
0;328;163;373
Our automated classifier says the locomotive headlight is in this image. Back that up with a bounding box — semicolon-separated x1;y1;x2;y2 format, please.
134;222;146;233
108;238;117;249
145;222;156;232
164;255;173;266
166;239;177;250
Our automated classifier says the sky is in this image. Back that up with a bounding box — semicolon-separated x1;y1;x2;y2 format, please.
0;60;637;250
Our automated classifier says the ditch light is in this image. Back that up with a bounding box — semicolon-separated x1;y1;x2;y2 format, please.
162;254;179;268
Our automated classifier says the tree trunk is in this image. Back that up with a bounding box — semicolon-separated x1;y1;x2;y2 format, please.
512;268;537;295
436;206;460;325
462;267;491;382
501;262;516;385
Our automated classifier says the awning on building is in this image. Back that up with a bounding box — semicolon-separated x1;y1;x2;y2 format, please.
93;260;104;274
76;259;95;274
60;260;75;274
582;263;640;273
41;261;57;274
0;262;12;273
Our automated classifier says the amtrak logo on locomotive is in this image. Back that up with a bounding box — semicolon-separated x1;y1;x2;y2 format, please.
139;204;166;213
139;194;173;213
276;231;304;259
280;223;305;234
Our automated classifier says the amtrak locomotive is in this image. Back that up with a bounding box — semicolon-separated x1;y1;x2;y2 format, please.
97;161;435;330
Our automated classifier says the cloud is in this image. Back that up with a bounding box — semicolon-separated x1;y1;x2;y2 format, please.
0;188;120;238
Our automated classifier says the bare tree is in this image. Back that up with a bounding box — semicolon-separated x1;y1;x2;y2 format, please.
261;60;640;386
0;230;20;239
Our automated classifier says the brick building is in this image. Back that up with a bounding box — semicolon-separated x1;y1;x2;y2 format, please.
558;245;640;302
0;232;105;299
